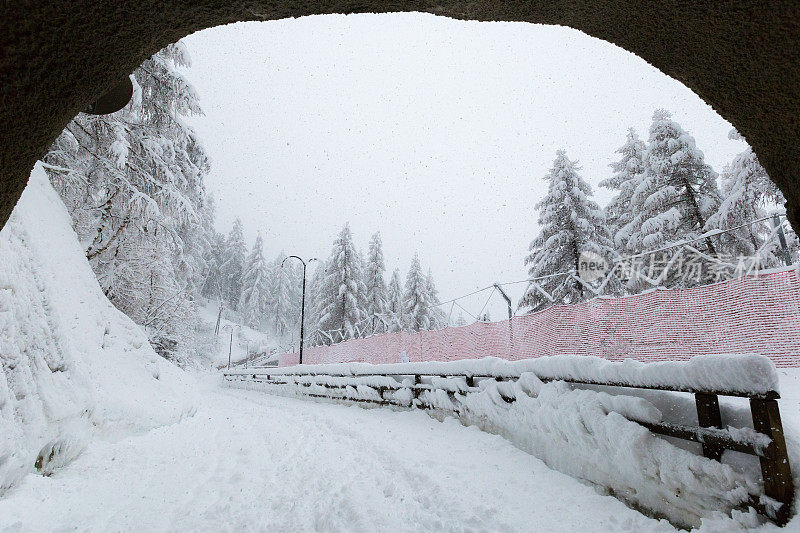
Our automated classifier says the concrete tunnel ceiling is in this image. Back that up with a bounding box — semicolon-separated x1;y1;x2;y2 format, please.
1;1;799;232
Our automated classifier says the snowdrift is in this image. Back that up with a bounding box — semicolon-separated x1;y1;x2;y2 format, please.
228;357;798;529
0;163;197;492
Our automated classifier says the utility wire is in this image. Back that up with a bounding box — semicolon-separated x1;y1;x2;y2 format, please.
476;287;496;319
309;214;795;342
454;301;478;321
431;213;795;313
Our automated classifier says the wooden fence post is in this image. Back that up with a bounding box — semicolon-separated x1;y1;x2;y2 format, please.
695;393;723;461
750;398;794;525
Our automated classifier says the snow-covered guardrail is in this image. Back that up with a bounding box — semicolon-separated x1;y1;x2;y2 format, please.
224;354;794;526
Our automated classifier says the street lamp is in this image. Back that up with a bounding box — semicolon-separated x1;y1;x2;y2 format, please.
281;255;319;364
223;323;241;370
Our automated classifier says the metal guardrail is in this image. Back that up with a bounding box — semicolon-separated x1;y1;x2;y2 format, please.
225;366;794;526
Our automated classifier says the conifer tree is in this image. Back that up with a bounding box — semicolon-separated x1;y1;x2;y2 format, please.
44;41;211;362
364;232;388;334
600;129;646;252
239;234;269;329
425;269;446;330
706;130;785;263
386;268;405;332
201;230;226;301
315;224;368;342
220;218;246;309
270;252;302;337
306;258;328;344
197;194;224;300
520;150;617;312
404;254;430;331
622;110;721;256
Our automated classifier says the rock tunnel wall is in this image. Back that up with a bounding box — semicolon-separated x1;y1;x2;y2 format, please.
1;1;798;231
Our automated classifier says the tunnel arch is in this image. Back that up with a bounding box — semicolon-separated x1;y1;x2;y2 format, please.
1;1;799;231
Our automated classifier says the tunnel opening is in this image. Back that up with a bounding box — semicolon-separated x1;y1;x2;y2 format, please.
2;7;800;529
33;14;797;363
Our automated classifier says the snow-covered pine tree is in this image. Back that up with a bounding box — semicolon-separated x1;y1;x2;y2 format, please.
315;224;368;342
44;41;211;362
201;229;226;301
287;261;303;328
386;268;405;332
622;110;721;257
600;129;646;253
519;150;617;312
705;129;786;263
220;218;246;309
454;313;467;327
239;233;269;329
111;228;194;363
356;248;370;320
176;192;215;298
270;252;302;337
364;232;388;334
404;254;430;331
197;194;224;300
306;258;328;344
425;269;446;330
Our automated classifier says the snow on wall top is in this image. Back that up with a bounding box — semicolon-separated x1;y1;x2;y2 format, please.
230;353;780;396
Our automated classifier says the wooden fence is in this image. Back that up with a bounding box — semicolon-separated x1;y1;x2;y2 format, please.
225;361;794;526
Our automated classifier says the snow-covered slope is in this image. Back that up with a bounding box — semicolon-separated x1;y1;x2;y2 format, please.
0;163;197;492
0;382;677;532
195;299;282;369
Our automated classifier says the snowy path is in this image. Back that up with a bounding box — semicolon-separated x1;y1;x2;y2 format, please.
0;380;673;532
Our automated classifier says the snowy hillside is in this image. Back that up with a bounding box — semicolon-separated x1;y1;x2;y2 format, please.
0;164;197;492
194;299;285;368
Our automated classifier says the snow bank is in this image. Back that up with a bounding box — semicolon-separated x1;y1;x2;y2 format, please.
228;354;785;528
458;378;759;528
0;164;197;492
232;353;780;396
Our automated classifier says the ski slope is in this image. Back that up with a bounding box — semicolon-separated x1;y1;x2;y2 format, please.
0;376;675;532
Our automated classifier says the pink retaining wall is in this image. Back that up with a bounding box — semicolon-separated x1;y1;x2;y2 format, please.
279;267;800;368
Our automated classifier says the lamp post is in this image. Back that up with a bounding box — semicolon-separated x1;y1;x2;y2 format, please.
281;255;319;364
223;324;241;370
214;300;224;337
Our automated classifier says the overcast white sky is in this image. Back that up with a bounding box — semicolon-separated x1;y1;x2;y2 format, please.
182;13;747;320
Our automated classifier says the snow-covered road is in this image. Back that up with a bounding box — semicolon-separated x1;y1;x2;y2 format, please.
0;379;673;532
